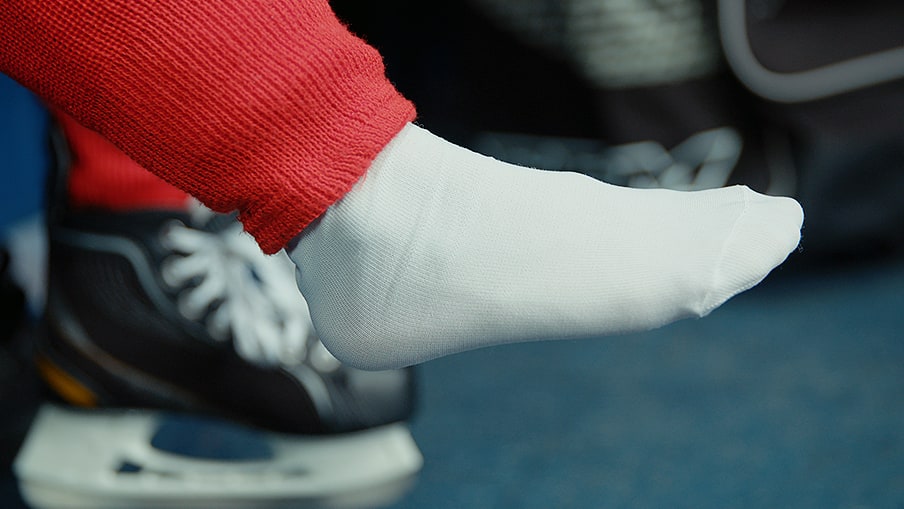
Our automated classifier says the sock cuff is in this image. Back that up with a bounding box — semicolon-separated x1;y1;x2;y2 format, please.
1;0;416;253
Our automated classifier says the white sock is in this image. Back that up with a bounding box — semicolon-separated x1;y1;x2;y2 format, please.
290;124;803;370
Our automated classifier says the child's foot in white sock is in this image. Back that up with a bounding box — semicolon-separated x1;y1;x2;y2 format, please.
290;124;803;370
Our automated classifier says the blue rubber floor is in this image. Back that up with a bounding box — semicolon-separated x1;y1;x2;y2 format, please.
387;257;904;509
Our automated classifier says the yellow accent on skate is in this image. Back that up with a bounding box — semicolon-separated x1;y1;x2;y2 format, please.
35;355;98;407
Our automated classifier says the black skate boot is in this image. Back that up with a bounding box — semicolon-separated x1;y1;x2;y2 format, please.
14;127;421;509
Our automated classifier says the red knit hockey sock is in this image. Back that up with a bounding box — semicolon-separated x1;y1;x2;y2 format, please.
0;0;415;253
55;113;190;211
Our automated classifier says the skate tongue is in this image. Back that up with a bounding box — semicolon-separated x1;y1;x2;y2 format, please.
150;414;274;461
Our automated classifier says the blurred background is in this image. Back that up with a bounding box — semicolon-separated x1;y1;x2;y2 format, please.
3;0;903;507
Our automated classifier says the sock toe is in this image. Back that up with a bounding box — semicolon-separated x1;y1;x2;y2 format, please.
701;188;804;314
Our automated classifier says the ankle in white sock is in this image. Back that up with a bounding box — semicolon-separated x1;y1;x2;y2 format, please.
290;123;803;370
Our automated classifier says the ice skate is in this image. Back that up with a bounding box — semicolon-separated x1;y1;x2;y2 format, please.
14;147;421;508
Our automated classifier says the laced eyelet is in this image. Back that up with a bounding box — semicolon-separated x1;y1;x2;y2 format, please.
157;203;315;368
158;219;187;251
159;256;182;289
176;290;205;321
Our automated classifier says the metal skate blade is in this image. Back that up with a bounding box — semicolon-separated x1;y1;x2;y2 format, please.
14;404;422;509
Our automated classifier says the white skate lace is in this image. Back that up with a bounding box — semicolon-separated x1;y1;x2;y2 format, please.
158;204;340;371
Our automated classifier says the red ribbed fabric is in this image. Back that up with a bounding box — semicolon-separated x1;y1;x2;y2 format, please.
0;1;415;253
56;113;191;211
